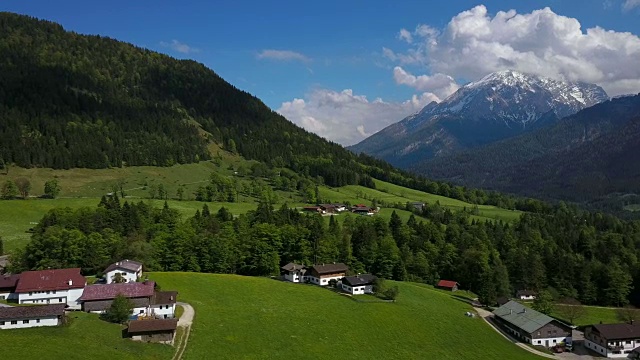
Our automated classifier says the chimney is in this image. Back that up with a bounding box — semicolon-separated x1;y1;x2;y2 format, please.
170;295;174;301
510;309;513;315
68;279;73;286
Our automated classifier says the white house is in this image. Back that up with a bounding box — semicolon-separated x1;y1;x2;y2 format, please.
149;291;178;319
493;301;572;348
0;304;66;329
516;290;537;300
0;274;20;300
14;268;86;309
281;263;307;283
584;323;640;358
341;274;377;295
306;263;349;286
104;260;143;284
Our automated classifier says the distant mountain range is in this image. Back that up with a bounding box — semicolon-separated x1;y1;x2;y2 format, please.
412;94;640;203
349;70;609;168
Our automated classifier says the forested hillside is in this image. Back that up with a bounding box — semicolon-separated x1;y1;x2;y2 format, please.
9;195;640;308
413;95;640;207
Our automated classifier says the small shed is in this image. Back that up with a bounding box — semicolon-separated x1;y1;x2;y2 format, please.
127;318;178;344
436;280;459;292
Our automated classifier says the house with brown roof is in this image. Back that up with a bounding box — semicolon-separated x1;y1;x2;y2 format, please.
127;318;178;344
341;274;377;295
14;268;86;309
79;281;177;319
281;263;307;283
516;289;537;301
436;280;459;291
0;304;66;330
104;260;143;284
306;263;349;286
0;274;20;301
584;322;640;358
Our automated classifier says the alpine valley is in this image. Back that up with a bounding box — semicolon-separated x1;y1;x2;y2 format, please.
349;70;609;168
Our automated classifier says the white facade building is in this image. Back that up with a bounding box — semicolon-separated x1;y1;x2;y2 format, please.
584;323;640;358
0;304;65;330
516;290;537;300
0;274;20;301
306;263;349;286
281;263;306;283
14;268;86;310
341;274;377;295
104;260;143;284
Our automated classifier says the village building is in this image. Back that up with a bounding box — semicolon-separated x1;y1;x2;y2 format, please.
0;274;20;300
79;281;177;319
104;260;143;284
306;263;349;286
436;280;460;291
351;205;375;216
127;318;178;343
281;263;307;283
332;204;347;212
516;290;537;300
302;206;322;213
0;304;66;330
14;268;86;309
584;323;640;358
493;301;572;348
341;274;377;295
319;204;337;214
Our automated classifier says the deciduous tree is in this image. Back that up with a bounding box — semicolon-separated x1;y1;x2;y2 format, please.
44;179;61;198
103;294;134;324
14;178;30;199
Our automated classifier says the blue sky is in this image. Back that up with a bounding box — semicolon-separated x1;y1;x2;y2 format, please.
3;0;640;145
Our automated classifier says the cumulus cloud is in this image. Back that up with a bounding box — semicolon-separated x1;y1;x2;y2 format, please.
388;5;640;96
277;89;439;146
160;40;199;54
398;29;413;43
257;49;310;62
393;67;460;99
623;0;640;11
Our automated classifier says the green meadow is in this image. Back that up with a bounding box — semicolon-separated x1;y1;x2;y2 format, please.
149;272;541;360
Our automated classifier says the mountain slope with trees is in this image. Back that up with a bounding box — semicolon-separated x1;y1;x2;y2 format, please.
412;94;640;206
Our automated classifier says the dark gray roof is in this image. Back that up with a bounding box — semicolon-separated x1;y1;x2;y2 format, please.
281;263;306;272
516;290;537;297
309;263;349;275
104;259;143;273
591;323;640;340
343;274;377;287
0;304;65;320
493;301;554;334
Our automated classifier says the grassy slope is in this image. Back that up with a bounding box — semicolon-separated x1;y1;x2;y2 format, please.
0;312;173;360
552;304;620;327
149;272;541;360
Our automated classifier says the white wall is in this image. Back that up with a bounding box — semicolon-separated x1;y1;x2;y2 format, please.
67;288;84;309
519;295;536;300
0;315;59;329
530;336;571;348
309;275;344;286
284;271;302;283
585;339;637;358
342;284;374;295
18;290;69;305
106;269;139;284
151;304;175;319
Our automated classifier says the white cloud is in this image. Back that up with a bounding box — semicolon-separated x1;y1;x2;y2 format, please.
277;89;439;146
257;49;310;62
393;66;460;99
160;40;199;54
388;5;640;96
623;0;640;11
398;29;413;43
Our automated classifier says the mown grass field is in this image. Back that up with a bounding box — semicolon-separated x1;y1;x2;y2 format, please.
552;304;620;327
149;272;541;360
0;311;173;360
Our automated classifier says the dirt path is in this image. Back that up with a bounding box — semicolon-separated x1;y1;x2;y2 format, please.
172;302;195;360
474;307;556;359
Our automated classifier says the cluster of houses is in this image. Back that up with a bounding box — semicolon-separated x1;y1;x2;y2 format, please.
302;204;378;216
281;262;378;295
0;260;178;344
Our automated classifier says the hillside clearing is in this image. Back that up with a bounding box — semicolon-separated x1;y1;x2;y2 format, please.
149;273;541;360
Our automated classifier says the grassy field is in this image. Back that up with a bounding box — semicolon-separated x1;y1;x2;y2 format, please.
149;272;541;360
0;312;173;360
552;304;620;327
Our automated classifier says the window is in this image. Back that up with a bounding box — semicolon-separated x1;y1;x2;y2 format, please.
537;341;541;345
139;310;144;314
59;298;63;302
46;291;50;294
29;292;32;296
0;321;4;325
627;341;632;344
553;340;557;343
53;290;56;294
36;319;40;323
23;320;29;324
11;321;17;325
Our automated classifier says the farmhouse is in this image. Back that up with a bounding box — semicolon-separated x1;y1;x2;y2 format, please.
0;304;66;330
306;263;349;286
351;205;376;216
14;268;86;309
341;274;377;295
0;274;20;300
436;280;459;291
281;263;307;283
584;323;640;358
493;301;572;348
104;259;143;284
302;206;322;213
127;318;178;344
319;204;337;214
332;204;347;212
516;290;537;300
79;280;176;318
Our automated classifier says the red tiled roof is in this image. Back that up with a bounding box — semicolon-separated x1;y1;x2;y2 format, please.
437;280;458;288
15;268;85;293
0;274;20;290
79;281;155;301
